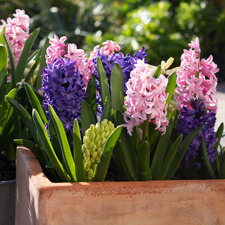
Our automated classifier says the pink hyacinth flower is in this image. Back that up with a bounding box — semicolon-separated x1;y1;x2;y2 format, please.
124;59;169;136
0;9;30;70
175;37;219;113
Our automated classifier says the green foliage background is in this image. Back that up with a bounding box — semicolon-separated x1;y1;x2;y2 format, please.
1;0;225;81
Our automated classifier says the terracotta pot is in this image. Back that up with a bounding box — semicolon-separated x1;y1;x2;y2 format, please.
16;146;225;225
0;179;15;225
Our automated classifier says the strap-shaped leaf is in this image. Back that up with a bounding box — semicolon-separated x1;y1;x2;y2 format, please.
115;111;137;180
165;125;204;180
3;33;16;89
0;44;7;72
92;126;122;181
25;83;47;124
100;97;110;122
151;118;174;179
0;27;5;44
32;109;71;182
97;57;111;109
6;96;38;143
24;50;41;83
73;119;86;182
155;134;183;180
110;63;124;113
48;105;77;182
35;38;49;90
81;100;96;134
137;139;151;181
202;138;216;179
48;119;63;163
215;123;224;176
0;89;17;135
0;68;7;104
15;28;40;83
84;75;97;115
166;72;176;107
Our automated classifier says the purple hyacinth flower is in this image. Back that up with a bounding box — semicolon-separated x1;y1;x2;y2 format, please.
177;98;218;170
42;57;88;134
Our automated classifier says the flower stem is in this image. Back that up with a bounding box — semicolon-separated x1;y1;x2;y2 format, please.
142;115;149;140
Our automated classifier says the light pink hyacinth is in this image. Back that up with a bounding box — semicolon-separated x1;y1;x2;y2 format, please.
46;35;93;87
0;9;30;69
175;37;219;112
124;59;169;136
89;40;121;59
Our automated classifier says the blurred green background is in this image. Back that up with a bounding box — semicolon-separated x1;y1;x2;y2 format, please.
1;0;225;81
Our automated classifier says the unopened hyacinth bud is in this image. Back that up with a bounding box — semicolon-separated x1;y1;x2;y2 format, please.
82;119;115;181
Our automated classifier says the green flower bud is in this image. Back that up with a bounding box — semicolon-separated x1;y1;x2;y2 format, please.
96;123;101;133
88;142;94;150
87;169;94;181
83;136;89;145
84;161;91;171
85;149;91;160
82;119;116;181
91;151;98;162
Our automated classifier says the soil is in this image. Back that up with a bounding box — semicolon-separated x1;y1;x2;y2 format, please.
0;153;16;181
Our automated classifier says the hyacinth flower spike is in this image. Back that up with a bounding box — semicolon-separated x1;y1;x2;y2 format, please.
175;37;225;179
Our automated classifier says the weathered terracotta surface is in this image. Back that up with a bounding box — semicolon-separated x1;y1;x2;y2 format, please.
16;146;225;225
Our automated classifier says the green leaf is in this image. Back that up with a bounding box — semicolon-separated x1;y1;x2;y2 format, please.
97;57;111;109
35;38;49;90
0;27;5;44
115;111;137;180
24;51;41;83
81;100;97;134
15;28;40;83
6;97;38;143
100;97;110;122
0;89;17;135
32;109;71;182
151;118;174;179
153;65;161;78
0;44;8;72
92;126;122;181
166;72;176;107
48;119;63;163
84;75;97;115
25;83;47;124
137;139;151;181
202;138;216;179
215;123;224;176
73;119;86;182
219;151;225;179
155;134;183;180
165;125;204;180
0;68;7;104
48;105;77;181
3;33;16;89
110;63;124;113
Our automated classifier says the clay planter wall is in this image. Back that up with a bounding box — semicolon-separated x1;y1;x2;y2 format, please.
16;146;225;225
0;179;15;225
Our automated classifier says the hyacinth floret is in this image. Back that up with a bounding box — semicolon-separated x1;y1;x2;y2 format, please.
175;37;219;113
91;40;148;115
42;57;87;133
82;119;115;181
124;59;169;136
0;9;30;69
46;35;93;87
177;98;218;170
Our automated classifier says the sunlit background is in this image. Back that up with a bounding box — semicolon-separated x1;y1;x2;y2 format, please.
1;0;225;81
